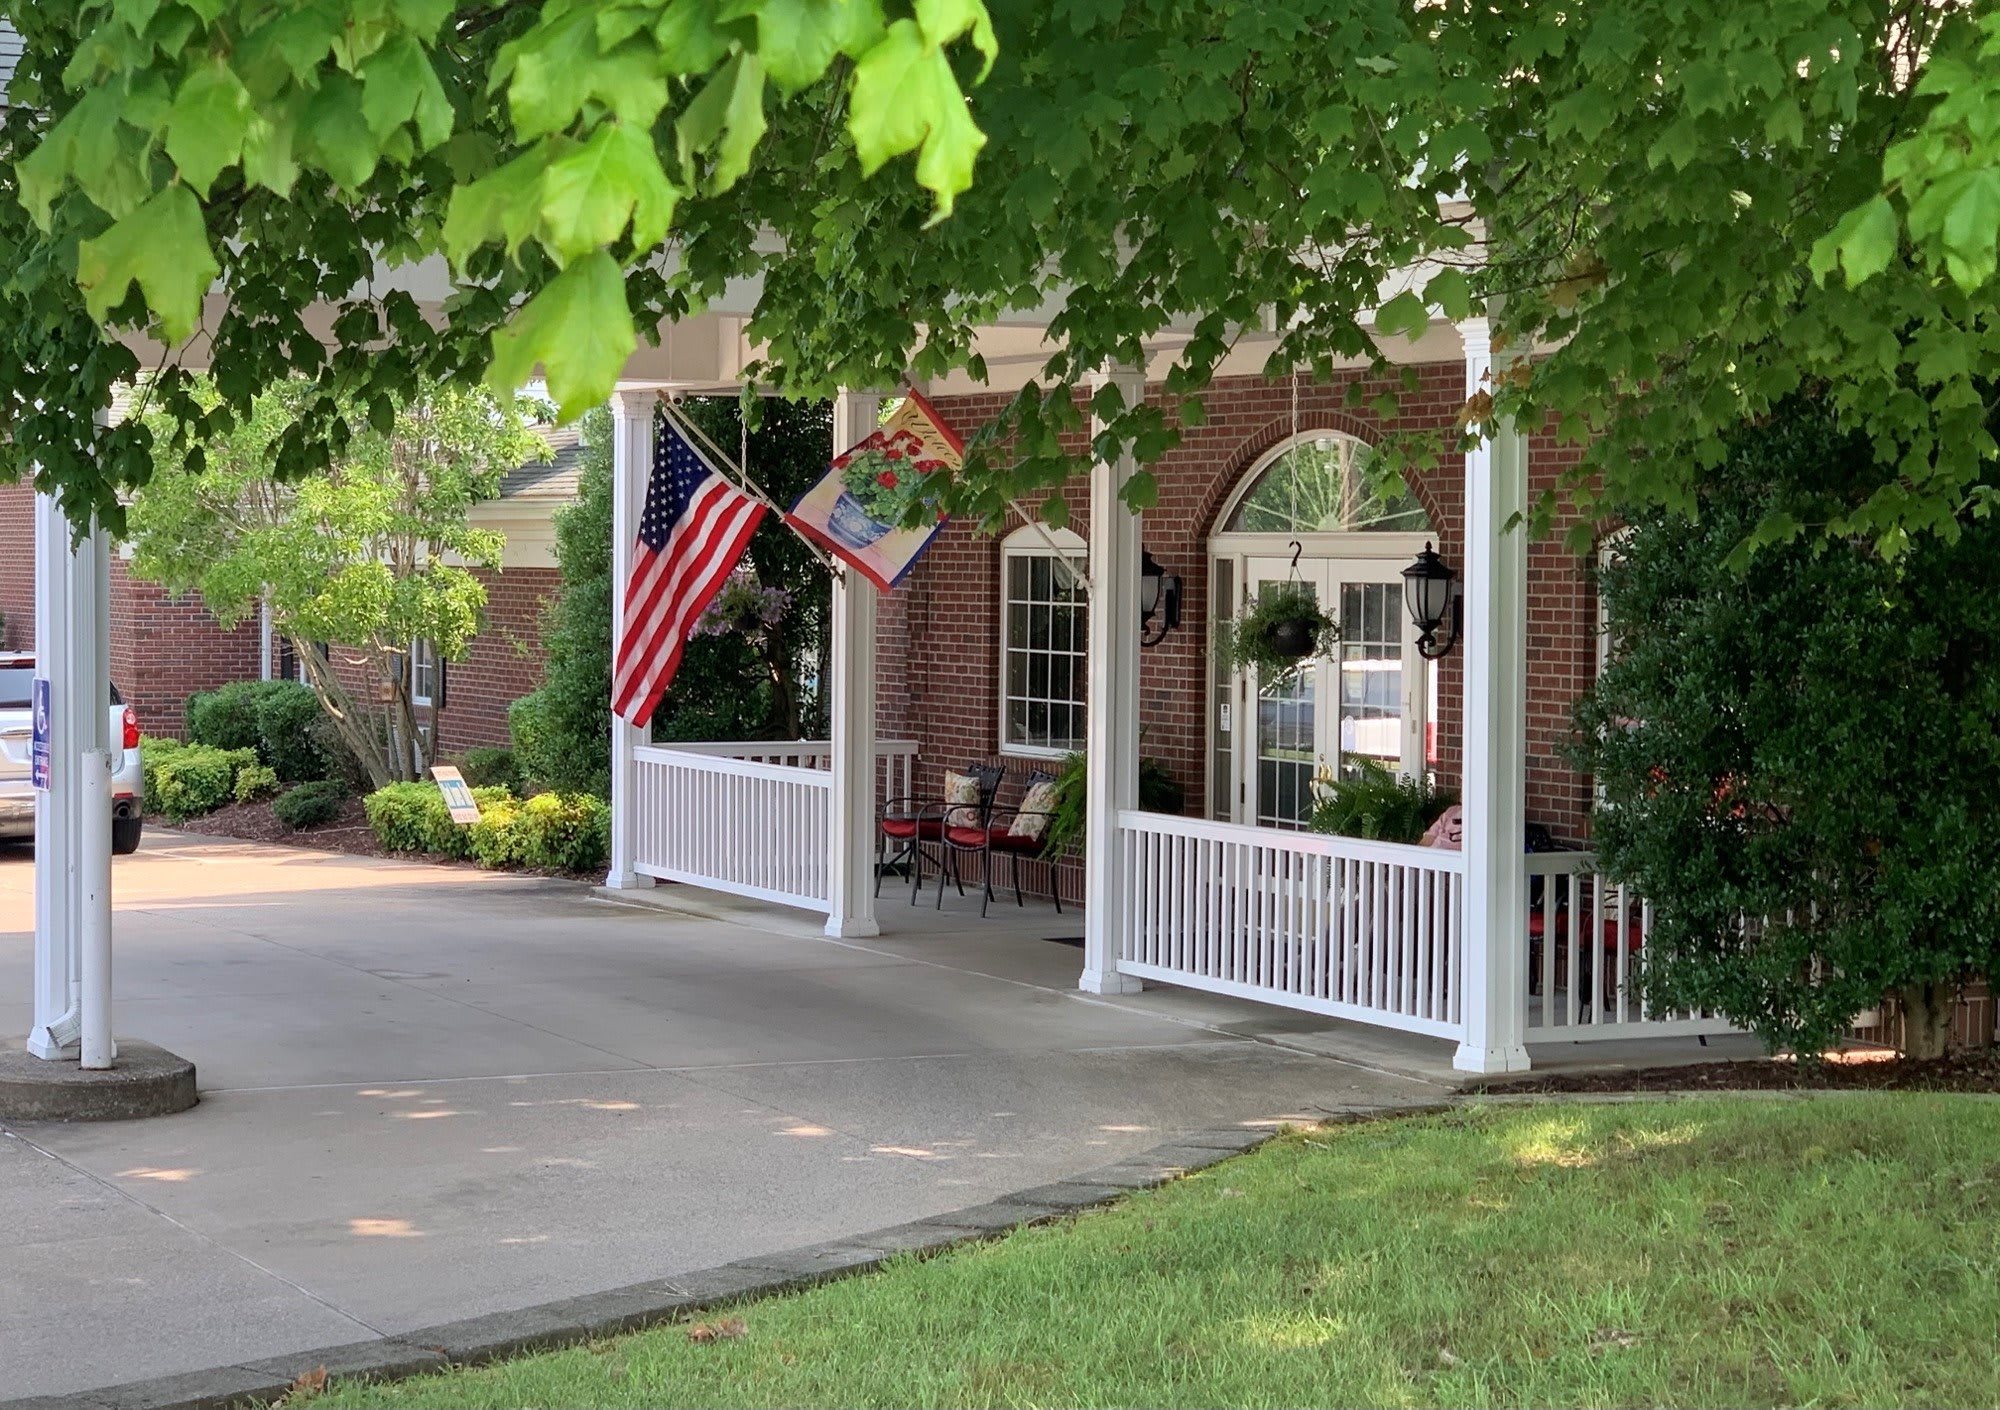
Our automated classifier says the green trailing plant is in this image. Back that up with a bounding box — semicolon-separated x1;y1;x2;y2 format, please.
1574;401;2000;1062
1213;582;1339;680
1042;753;1186;859
1306;759;1455;845
272;780;347;830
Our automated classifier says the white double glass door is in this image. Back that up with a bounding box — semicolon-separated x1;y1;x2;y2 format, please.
1239;555;1426;829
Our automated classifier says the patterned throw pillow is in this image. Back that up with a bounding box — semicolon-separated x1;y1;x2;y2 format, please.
942;769;983;828
1007;779;1063;841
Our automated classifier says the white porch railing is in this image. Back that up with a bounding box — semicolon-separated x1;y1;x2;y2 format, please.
1116;811;1466;1041
632;740;917;912
1525;852;1735;1041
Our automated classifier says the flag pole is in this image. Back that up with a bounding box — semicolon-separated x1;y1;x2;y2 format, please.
655;393;842;575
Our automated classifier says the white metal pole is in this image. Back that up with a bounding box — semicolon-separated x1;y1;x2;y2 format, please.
28;491;77;1058
1453;317;1531;1074
605;389;657;890
1080;362;1146;995
824;388;883;937
78;746;113;1068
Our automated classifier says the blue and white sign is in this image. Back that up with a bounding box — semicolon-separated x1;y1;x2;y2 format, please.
30;677;51;791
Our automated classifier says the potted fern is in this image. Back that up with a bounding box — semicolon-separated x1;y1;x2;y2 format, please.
1213;582;1339;679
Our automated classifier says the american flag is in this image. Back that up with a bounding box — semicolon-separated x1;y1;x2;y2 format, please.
612;411;767;725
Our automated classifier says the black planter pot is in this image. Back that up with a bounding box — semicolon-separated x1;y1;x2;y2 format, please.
1268;616;1317;660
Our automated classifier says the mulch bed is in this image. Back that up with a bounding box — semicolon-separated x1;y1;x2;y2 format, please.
1486;1045;2000;1095
170;796;387;857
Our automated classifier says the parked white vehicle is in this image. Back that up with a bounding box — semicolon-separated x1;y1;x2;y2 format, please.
0;652;145;854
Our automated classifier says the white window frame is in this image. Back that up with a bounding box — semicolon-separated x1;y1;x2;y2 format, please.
409;637;439;709
997;524;1088;760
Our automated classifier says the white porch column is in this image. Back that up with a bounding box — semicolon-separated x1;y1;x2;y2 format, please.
1080;363;1146;994
1454;318;1531;1074
605;388;656;890
824;388;883;938
28;491;113;1062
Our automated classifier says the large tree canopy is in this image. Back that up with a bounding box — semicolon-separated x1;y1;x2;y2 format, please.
2;1;1994;555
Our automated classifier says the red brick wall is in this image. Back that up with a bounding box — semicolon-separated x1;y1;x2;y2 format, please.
876;365;1602;842
107;558;266;736
433;567;557;755
0;482;35;651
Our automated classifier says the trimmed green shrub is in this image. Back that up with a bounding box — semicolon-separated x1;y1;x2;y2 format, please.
139;734;186;802
364;781;512;859
233;763;280;804
252;682;327;781
514;791;611;872
458;790;608;872
184;682;265;752
186;679;330;782
457;746;522;793
151;745;258;821
467;796;529;868
272;779;346;829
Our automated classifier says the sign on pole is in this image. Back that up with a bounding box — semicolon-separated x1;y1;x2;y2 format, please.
30;678;51;791
431;765;482;825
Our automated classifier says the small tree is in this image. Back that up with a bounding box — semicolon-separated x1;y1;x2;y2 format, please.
131;379;545;788
511;397;832;797
1574;404;2000;1060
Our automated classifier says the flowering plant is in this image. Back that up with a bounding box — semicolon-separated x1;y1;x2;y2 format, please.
837;426;951;525
693;570;792;640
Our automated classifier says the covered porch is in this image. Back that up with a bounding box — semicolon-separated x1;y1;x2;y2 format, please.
600;320;1739;1075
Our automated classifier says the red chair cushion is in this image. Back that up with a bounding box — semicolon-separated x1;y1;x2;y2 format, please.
945;825;990;848
987;828;1045;853
882;816;942;840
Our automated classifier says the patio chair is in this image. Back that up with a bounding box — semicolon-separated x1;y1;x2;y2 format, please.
942;769;1066;917
880;761;1006;905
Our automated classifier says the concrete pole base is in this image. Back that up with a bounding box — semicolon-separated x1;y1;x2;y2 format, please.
0;1040;197;1122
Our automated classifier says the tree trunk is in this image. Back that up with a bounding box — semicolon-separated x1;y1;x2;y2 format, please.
1898;982;1954;1061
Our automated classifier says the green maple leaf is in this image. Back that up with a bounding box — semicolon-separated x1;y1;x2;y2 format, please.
77;184;219;342
165;59;254;196
541;123;682;259
486;251;636;418
743;0;886;91
848;19;987;220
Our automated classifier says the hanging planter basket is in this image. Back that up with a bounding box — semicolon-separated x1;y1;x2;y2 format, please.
1213;580;1339;679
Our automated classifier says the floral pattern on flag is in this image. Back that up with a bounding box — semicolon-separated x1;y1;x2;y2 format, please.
786;389;963;590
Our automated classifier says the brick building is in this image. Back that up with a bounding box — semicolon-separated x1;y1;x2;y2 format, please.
0;431;577;752
881;363;1600;846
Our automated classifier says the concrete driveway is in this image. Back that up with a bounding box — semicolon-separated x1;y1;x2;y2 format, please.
1;831;1441;1400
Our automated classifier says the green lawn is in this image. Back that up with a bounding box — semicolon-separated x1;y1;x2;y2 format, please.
322;1096;2000;1409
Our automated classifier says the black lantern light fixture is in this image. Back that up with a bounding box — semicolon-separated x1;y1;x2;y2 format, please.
1139;548;1183;647
1402;541;1461;660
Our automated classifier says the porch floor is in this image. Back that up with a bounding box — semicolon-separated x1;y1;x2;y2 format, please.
598;881;1774;1088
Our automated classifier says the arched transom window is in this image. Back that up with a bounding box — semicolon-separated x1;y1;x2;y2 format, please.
1223;432;1430;535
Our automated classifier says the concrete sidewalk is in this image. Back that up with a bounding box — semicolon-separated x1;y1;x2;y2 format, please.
1;833;1441;1400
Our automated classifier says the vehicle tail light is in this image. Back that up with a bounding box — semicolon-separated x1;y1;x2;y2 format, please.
122;705;140;751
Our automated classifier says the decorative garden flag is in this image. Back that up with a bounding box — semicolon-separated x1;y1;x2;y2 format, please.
785;390;963;590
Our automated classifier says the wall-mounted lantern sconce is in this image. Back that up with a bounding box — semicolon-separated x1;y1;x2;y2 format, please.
1402;541;1462;660
1140;548;1183;647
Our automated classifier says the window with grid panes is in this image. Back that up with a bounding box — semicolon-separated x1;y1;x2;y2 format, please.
1000;527;1087;755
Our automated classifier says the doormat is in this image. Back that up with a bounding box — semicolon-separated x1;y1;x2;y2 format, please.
1044;935;1084;948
